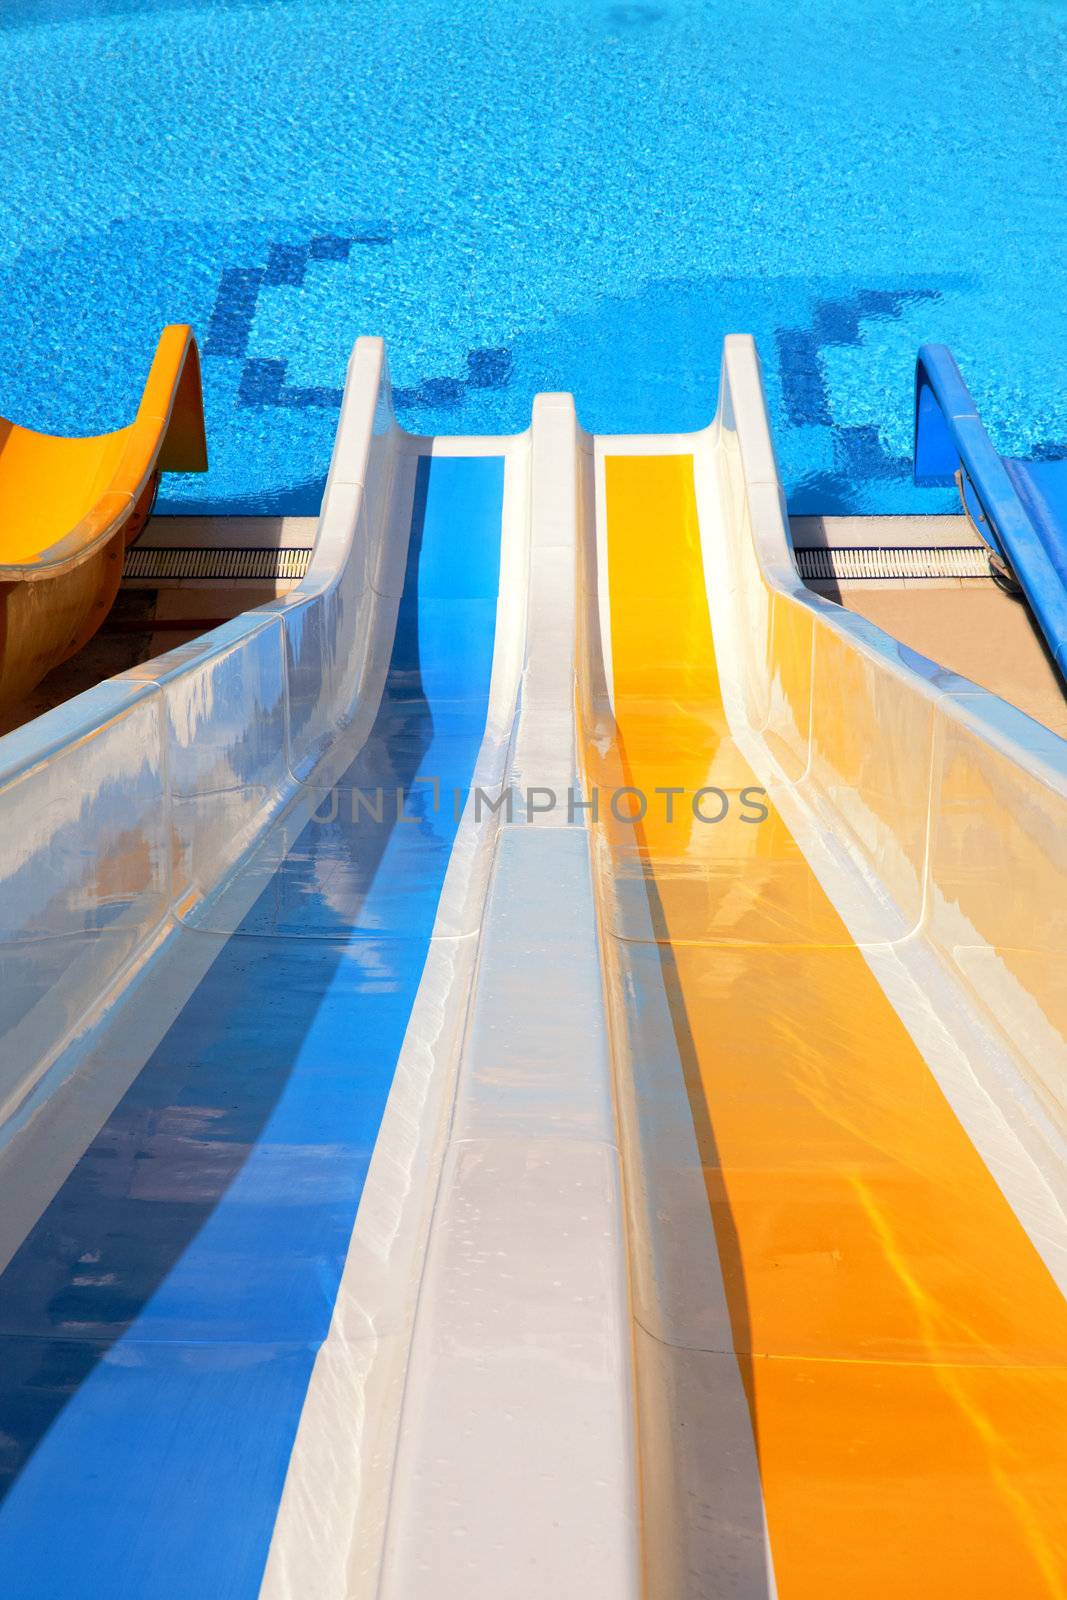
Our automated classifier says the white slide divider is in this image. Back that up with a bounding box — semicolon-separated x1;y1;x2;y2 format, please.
373;396;640;1599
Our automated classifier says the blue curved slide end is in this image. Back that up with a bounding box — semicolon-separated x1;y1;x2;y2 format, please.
914;344;1067;680
0;455;504;1598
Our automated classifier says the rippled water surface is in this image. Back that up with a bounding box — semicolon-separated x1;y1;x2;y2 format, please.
2;0;1066;511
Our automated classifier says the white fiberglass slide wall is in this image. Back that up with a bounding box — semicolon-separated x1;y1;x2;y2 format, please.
709;336;1066;1184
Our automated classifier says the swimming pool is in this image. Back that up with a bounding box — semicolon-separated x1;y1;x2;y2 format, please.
2;0;1066;515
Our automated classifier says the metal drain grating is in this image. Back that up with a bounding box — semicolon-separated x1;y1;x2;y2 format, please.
125;544;991;585
795;546;990;581
123;546;313;582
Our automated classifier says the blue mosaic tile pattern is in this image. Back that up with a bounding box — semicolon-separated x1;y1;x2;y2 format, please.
1;0;1066;515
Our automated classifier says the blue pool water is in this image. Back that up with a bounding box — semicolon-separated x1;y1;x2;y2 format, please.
1;0;1065;514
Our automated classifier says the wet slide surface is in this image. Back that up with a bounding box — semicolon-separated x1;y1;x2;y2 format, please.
592;454;1067;1595
0;454;503;1598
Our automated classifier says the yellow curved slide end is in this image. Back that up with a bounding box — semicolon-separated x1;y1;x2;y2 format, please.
591;454;1067;1596
0;325;207;717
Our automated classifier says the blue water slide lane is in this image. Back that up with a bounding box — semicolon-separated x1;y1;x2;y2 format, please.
0;454;505;1599
914;344;1067;678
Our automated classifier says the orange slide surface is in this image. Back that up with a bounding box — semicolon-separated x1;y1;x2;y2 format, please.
582;452;1067;1596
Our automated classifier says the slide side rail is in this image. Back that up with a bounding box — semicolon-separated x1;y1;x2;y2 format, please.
913;342;1067;677
0;337;398;1147
715;334;1067;1129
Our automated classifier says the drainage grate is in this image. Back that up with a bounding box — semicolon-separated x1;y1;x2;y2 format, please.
125;544;991;585
123;546;313;582
795;546;990;581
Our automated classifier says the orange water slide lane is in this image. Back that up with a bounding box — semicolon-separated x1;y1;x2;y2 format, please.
591;453;1067;1596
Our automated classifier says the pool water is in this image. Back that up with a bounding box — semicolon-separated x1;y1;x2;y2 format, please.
1;0;1066;514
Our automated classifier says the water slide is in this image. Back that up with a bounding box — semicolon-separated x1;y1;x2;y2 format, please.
0;337;1064;1597
915;343;1067;678
578;340;1067;1596
0;326;207;718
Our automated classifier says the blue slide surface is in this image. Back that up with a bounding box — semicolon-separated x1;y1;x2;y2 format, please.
0;455;504;1598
